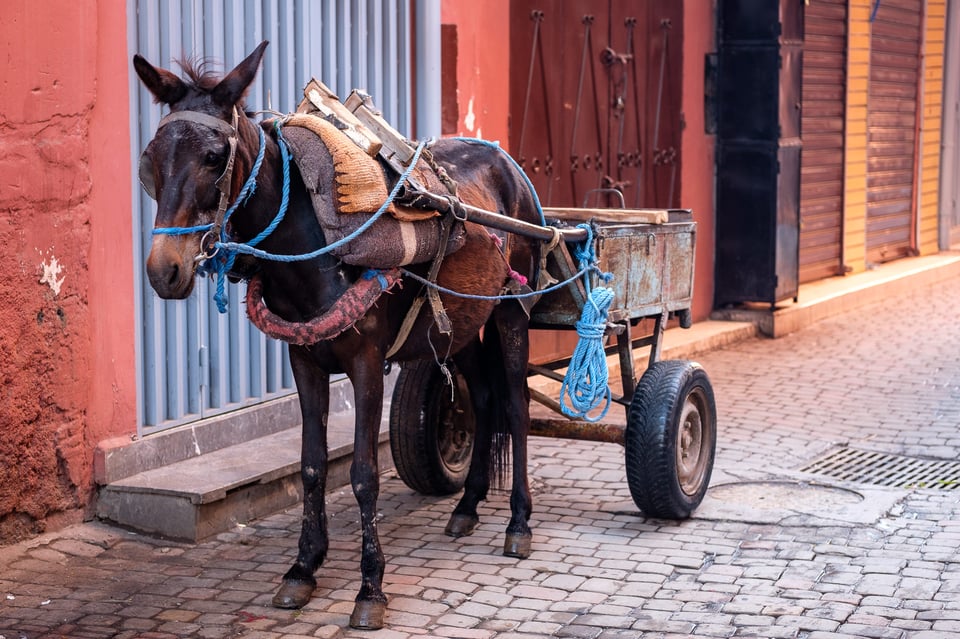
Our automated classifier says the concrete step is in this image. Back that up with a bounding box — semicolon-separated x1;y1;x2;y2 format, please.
97;410;391;542
711;253;960;338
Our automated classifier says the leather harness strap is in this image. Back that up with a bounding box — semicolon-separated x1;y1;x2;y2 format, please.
384;212;456;358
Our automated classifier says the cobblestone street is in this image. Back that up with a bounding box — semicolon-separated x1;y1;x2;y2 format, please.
2;271;959;639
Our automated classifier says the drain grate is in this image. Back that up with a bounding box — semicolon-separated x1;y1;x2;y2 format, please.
800;447;960;490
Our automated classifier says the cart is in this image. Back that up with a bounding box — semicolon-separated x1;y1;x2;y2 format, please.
387;201;717;521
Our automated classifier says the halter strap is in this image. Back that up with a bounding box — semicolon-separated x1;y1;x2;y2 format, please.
156;109;238;137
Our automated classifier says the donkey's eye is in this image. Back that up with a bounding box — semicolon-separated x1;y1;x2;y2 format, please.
204;150;224;167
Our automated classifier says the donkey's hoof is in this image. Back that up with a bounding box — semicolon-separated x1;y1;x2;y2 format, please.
350;600;387;630
445;513;479;538
272;579;315;609
503;532;532;559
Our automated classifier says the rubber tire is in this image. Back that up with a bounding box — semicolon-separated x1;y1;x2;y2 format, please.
389;361;475;495
625;360;717;519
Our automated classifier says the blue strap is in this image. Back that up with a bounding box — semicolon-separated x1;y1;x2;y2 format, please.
153;223;214;235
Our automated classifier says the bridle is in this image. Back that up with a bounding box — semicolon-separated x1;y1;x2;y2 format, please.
140;106;255;260
139;104;281;313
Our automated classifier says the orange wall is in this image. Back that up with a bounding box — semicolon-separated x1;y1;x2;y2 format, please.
0;0;135;542
680;1;716;321
440;0;512;146
919;0;946;254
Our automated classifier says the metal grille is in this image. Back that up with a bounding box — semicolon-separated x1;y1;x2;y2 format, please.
128;0;415;436
800;448;960;490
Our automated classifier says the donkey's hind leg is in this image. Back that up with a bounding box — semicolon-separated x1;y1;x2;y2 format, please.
490;304;534;558
445;337;494;539
445;309;534;560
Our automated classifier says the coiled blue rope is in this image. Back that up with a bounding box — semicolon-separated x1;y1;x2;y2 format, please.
560;286;614;421
559;224;615;422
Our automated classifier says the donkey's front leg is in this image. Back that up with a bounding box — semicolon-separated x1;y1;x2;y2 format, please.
343;347;388;630
273;347;331;609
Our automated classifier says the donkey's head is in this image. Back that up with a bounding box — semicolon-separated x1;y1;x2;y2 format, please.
133;41;267;298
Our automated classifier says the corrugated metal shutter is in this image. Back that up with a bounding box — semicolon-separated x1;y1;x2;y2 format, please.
799;0;846;282
129;0;413;436
866;0;922;264
943;0;960;248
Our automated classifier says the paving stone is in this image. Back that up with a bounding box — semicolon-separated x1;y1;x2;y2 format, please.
6;273;960;636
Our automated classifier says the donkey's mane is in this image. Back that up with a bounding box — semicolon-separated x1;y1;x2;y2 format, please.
176;55;223;92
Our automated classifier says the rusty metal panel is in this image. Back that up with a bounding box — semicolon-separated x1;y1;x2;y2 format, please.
530;219;696;327
866;0;923;264
799;0;846;282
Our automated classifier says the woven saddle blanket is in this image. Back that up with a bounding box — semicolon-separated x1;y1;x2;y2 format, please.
280;113;465;268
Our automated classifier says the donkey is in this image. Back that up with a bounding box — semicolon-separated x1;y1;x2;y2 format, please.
134;41;541;629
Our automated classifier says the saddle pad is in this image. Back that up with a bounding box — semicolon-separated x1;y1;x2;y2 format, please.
282;114;464;268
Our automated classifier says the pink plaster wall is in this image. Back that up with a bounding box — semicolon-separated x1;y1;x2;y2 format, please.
680;1;717;321
0;0;135;543
441;0;512;147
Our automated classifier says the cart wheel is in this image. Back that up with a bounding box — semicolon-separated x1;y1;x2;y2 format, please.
389;361;475;495
625;360;716;519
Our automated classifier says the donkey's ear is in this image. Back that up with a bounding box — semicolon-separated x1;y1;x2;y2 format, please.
212;41;269;108
133;54;188;105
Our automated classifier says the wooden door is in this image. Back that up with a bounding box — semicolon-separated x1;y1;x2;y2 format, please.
509;0;683;210
508;0;683;363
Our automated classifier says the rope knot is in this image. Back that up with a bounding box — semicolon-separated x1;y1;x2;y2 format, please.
362;268;390;289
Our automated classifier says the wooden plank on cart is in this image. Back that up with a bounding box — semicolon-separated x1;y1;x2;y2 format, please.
543;207;669;225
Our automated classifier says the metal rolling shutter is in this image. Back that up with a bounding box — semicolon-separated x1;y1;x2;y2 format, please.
799;0;846;282
866;0;922;263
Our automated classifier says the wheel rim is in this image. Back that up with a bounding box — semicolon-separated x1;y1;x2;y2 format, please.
675;385;712;496
432;375;474;475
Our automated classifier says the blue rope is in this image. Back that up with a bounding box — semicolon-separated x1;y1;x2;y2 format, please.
400;259;598;301
362;268;390;289
154;223;213;235
449;137;546;226
210;138;427;265
559;223;615;422
211;124;282;312
560;286;614;422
